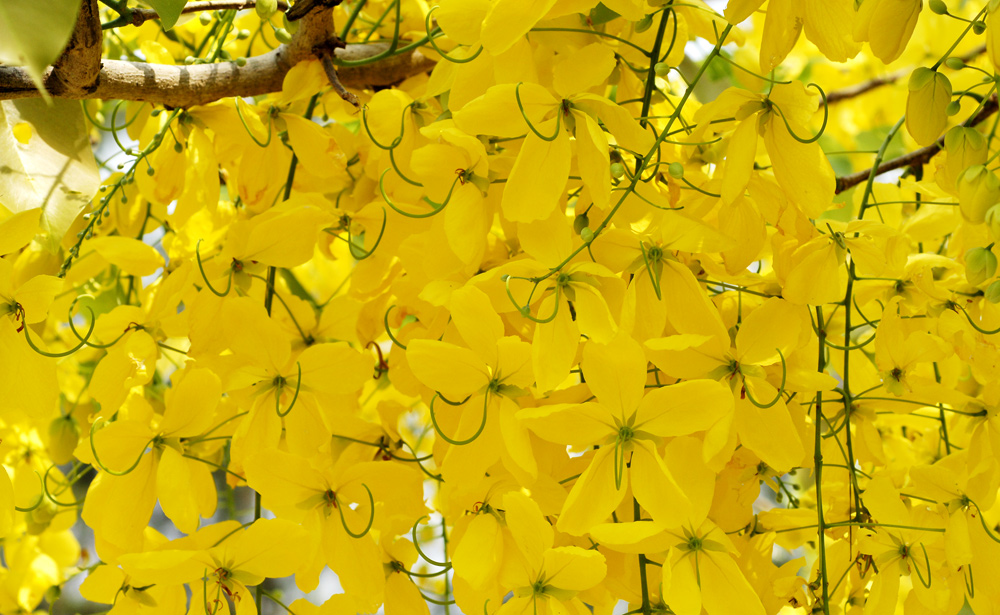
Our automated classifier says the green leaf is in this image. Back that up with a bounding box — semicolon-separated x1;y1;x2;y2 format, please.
0;0;82;94
146;0;187;30
0;99;100;253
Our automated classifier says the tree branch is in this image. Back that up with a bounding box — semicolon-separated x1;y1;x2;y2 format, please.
835;94;999;194
827;44;986;104
0;2;434;108
121;1;290;28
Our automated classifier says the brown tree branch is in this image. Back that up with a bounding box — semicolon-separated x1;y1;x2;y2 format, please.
827;44;987;104
50;0;103;97
123;1;290;28
0;1;434;108
835;94;999;194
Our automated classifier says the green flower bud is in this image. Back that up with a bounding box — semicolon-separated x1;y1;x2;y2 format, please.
965;245;997;286
906;68;952;146
986;280;1000;303
610;162;625;178
256;0;278;19
973;20;987;35
668;162;684;179
986;204;1000;242
634;14;654;33
573;213;590;235
942;126;987;193
944;57;965;70
654;62;671;77
959;165;1000;223
946;100;962;116
581;227;595;243
928;0;948;14
49;414;79;465
274;28;293;44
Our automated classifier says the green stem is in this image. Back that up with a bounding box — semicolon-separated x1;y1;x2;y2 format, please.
634;498;652;615
813;307;831;615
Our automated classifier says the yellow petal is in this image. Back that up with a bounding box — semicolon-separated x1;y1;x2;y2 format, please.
700;551;766;615
630;439;691;529
553;43;617;98
574;112;611;210
406;339;489;399
533;294;579;392
541;546;607;592
502;490;553;570
519;402;615;446
481;0;560;54
0;209;40;255
724;0;766;24
763;118;834;217
634;380;734;437
720;118;758;204
734;297;804;366
450;286;503;366
160;368;221;437
501;130;570;223
582;336;646;418
452;513;504;589
557;446;627;535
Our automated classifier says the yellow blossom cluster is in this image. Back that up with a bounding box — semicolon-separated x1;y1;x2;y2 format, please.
3;1;1000;614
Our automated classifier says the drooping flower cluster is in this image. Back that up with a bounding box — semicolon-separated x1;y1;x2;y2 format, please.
2;1;1000;614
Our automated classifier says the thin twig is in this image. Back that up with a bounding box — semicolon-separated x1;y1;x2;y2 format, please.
827;44;986;104
835;93;998;193
121;1;289;27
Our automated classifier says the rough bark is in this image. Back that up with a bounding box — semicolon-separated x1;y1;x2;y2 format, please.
0;2;434;108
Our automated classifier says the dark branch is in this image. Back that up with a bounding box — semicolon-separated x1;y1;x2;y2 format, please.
835;94;999;194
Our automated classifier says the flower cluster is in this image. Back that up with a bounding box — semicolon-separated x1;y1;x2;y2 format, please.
2;1;1000;614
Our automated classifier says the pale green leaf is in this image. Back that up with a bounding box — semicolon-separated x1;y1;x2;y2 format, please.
0;99;100;253
146;0;187;30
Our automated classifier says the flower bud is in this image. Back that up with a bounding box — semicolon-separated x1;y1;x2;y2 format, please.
987;204;1000;242
274;28;293;44
573;213;590;235
928;0;948;14
256;0;277;19
634;14;654;33
906;68;952;146
965;246;997;286
959;165;1000;223
668;162;684;179
939;126;987;194
987;280;1000;303
944;57;965;70
48;415;79;465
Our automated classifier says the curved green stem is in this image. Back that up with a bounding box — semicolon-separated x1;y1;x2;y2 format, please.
23;306;96;358
742;349;787;409
515;82;562;142
362;102;410;150
383;304;409;350
275;362;302;418
195;240;233;297
234;101;273;148
771;83;828;144
429;392;489;446
909;542;932;588
14;471;44;512
425;8;483;63
336;483;375;538
89;420;152;477
411;515;450;567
